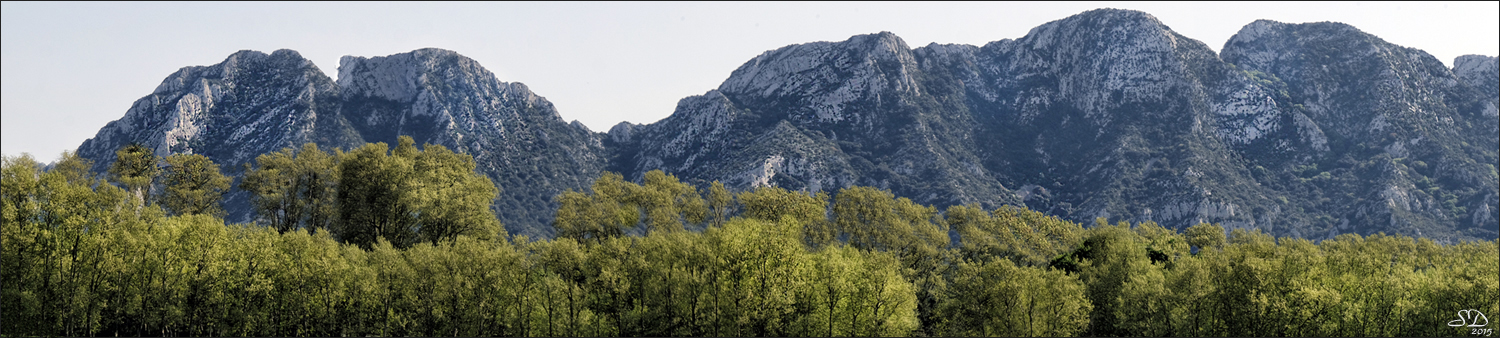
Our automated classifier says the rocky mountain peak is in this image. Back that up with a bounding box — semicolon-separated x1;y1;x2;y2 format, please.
716;31;921;119
1454;55;1499;119
338;47;523;104
971;8;1225;133
608;121;638;143
1219;18;1498;241
80;48;344;171
1222;18;1468;139
337;48;564;146
847;31;913;62
1221;20;1383;73
74;48;363;225
1454;55;1499;101
152;49;320;95
1454;55;1499;79
1017;8;1180;52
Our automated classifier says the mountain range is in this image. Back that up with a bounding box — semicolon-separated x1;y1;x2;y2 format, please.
73;9;1499;241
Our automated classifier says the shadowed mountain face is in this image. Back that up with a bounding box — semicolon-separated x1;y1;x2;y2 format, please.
75;9;1498;241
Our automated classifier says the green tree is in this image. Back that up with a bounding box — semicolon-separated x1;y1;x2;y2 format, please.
831;186;949;334
336;136;502;249
735;186;830;247
936;258;1091;336
706;181;734;227
1185;222;1226;252
107;143;159;206
1072;220;1152;336
554;170;709;241
157;153;231;217
951;204;1084;267
832;186;948;258
240;143;340;233
797;244;920;337
633;170;706;233
51;151;96;185
553;172;640;242
406;143;502;244
699;216;815;336
337;138;418;249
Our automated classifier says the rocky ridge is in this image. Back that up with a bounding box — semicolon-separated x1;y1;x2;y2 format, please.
75;9;1498;241
609;9;1498;241
77;48;604;237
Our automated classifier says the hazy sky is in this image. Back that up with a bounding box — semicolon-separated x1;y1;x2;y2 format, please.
4;1;1497;163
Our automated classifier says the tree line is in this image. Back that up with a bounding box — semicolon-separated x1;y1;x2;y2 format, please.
2;139;1496;336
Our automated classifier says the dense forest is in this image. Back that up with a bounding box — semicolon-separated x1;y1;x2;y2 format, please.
3;139;1496;337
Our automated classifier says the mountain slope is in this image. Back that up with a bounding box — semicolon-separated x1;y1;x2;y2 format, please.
73;9;1497;241
609;8;1498;241
1222;20;1500;240
75;49;363;222
76;48;605;238
337;48;607;237
612;31;1015;211
77;49;359;172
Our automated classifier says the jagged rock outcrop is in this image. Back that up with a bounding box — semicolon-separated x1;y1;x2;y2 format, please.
1221;20;1500;241
923;9;1287;233
75;49;363;222
77;49;360;170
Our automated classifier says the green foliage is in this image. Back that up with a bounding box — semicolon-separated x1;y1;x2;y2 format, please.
552;170;707;241
240;143;339;233
335;136;503;249
106;143;159;206
636;170;707;232
798;244;919;337
553;172;639;242
951;204;1084;266
936;258;1091;336
737;186;830;223
406;143;502;244
832;186;952;334
1185;222;1227;251
3;155;1497;337
51;151;96;185
157;153;232;217
707;181;734;227
337;138;420;248
834;186;948;256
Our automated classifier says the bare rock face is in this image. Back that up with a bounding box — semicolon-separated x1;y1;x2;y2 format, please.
78;49;358;171
925;9;1284;230
1222;19;1499;241
615;31;1015;212
75;8;1497;241
1454;55;1499;119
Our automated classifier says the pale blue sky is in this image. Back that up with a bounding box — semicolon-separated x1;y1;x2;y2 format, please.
4;1;1497;162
